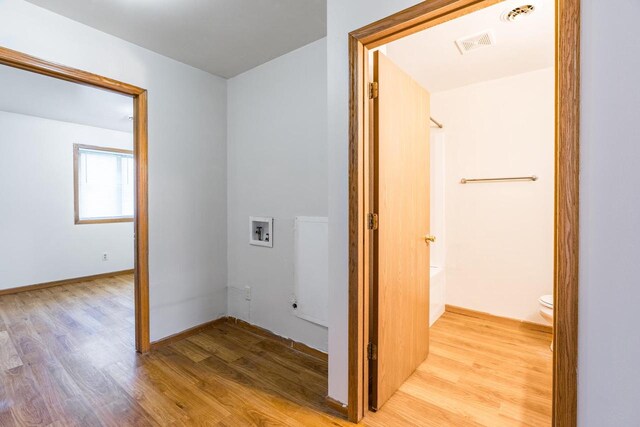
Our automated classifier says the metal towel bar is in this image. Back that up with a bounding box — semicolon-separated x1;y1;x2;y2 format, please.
460;175;538;184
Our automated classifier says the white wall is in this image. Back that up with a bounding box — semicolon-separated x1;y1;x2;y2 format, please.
227;39;328;351
0;111;133;289
579;1;640;424
432;68;555;324
0;0;228;341
328;0;640;421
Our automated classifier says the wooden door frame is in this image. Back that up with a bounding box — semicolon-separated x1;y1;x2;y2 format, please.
348;0;579;425
0;46;151;353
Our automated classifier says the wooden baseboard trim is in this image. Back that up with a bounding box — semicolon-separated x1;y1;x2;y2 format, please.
325;396;348;417
225;317;328;362
445;305;552;334
0;269;135;297
150;317;228;350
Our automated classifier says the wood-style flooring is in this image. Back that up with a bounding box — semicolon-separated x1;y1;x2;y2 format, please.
363;313;553;426
0;275;552;426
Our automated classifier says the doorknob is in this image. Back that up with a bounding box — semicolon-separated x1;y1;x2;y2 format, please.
424;235;436;245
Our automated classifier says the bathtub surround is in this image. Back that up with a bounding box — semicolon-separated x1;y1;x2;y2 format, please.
429;129;446;325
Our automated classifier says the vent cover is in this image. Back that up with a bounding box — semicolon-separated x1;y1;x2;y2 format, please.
455;30;495;55
503;5;536;22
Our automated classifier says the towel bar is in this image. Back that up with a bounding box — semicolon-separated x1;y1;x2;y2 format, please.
460;175;538;184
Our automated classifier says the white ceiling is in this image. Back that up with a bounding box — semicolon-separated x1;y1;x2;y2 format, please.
24;0;327;78
0;64;133;133
385;0;554;93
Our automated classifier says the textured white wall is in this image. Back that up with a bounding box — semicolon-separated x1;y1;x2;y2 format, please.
579;1;640;424
433;68;555;324
0;111;134;289
0;0;228;341
227;39;328;351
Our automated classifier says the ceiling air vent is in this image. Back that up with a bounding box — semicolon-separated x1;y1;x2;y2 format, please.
455;30;495;55
503;5;536;22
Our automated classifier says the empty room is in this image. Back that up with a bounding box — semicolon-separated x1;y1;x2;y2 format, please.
0;0;638;426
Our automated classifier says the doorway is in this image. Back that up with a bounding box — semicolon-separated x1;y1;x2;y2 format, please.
348;0;579;425
0;46;150;353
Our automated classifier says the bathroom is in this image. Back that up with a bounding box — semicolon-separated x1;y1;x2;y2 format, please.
384;0;556;333
367;0;555;422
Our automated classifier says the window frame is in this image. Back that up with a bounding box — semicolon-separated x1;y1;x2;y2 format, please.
73;143;135;225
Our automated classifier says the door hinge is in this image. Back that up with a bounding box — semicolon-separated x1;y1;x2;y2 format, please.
367;342;377;360
369;82;378;99
367;213;379;230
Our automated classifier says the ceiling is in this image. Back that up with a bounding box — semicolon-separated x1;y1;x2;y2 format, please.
385;0;554;93
24;0;327;78
0;64;133;133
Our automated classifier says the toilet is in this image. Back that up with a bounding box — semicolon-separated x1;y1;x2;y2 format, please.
538;294;553;323
538;294;553;351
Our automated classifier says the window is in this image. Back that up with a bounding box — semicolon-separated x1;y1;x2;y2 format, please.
74;144;134;224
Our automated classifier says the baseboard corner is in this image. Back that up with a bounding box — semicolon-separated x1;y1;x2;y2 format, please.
150;316;228;350
325;396;348;417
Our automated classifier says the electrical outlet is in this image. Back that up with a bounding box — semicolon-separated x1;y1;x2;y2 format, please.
102;252;108;261
244;286;251;301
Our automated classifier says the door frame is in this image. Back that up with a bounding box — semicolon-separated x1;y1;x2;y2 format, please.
0;46;151;353
347;0;579;425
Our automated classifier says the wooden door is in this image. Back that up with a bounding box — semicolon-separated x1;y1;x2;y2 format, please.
370;51;431;410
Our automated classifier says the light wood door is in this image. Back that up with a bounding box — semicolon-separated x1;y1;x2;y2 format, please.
371;51;431;410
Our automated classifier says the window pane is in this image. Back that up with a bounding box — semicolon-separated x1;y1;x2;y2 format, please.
121;157;134;217
77;148;134;220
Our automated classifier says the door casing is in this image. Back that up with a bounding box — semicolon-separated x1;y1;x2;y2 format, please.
347;0;580;425
0;46;151;353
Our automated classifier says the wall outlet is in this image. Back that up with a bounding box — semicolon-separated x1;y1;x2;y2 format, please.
102;252;108;261
244;286;251;301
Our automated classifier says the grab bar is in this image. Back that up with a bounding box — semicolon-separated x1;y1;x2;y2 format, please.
460;175;538;184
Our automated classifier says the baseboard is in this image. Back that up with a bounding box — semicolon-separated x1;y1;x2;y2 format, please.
445;305;552;334
325;396;348;417
150;317;228;350
0;269;135;297
225;317;328;362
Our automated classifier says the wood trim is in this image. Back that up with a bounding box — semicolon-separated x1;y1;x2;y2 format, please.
74;144;134;156
349;0;503;48
150;317;228;350
133;90;150;354
0;46;151;354
75;217;134;225
325;396;348;418
0;46;144;96
554;0;580;425
0;270;134;297
348;0;580;424
347;33;366;423
225;317;328;362
73;144;135;225
445;305;553;334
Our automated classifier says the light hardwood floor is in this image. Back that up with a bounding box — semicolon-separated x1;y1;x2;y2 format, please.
0;275;551;426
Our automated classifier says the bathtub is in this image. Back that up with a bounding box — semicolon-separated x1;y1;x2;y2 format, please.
430;266;446;326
